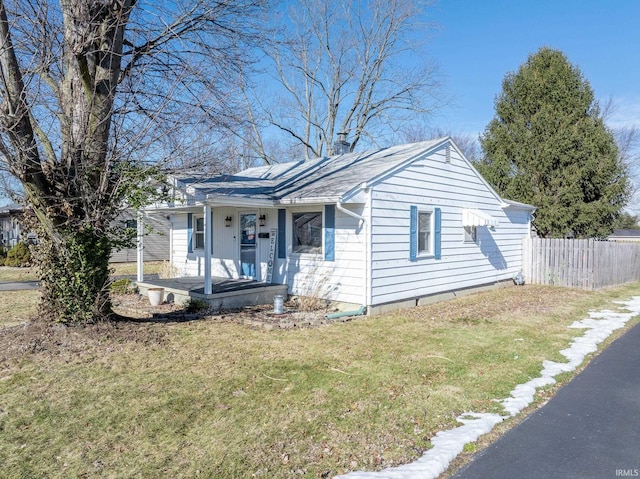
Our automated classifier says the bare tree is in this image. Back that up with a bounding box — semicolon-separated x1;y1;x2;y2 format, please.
244;0;445;162
601;98;640;214
398;124;481;162
0;0;269;323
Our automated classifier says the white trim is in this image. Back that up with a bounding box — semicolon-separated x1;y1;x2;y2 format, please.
417;207;435;258
136;211;144;282
194;215;205;249
203;205;212;295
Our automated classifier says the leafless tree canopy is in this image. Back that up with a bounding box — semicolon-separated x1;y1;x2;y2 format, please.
0;0;270;322
0;0;270;215
243;0;445;163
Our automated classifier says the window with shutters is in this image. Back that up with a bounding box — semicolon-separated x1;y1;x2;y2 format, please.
418;211;432;254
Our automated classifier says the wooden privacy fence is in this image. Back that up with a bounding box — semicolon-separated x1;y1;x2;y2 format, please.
522;237;640;289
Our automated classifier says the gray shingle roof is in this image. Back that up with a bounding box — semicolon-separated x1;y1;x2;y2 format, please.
183;138;445;204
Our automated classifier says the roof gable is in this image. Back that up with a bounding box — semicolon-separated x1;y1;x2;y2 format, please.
185;138;445;203
174;137;534;211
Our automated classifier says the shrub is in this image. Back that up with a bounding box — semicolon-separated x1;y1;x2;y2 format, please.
184;298;209;313
0;246;6;266
110;278;135;295
4;242;31;267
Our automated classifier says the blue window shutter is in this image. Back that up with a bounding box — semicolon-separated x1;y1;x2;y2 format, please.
409;205;417;261
187;213;193;253
277;209;286;259
434;207;442;260
324;204;335;261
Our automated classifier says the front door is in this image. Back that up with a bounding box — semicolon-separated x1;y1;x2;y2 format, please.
240;213;257;279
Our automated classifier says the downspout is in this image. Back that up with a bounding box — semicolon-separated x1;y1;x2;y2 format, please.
335;199;365;222
365;185;372;310
335;183;370;314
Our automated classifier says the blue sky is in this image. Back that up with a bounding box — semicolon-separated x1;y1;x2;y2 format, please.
428;0;640;137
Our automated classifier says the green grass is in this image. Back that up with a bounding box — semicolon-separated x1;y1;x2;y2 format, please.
1;283;639;478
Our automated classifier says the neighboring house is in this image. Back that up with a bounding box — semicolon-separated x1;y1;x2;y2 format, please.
0;202;169;262
109;211;170;263
0;203;26;249
608;229;640;242
145;137;535;313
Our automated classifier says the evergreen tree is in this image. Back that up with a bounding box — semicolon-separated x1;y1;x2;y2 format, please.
477;47;630;238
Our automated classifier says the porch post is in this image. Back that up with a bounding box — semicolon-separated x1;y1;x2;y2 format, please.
136;211;144;282
203;205;212;295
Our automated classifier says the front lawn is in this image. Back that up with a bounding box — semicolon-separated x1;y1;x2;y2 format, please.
0;284;638;478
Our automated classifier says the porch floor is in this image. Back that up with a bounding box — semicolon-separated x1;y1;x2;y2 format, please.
136;276;288;310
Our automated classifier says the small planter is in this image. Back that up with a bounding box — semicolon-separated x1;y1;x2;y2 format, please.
148;287;165;306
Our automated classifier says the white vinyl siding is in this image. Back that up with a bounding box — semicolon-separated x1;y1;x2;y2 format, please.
110;212;170;263
369;143;530;306
283;205;366;305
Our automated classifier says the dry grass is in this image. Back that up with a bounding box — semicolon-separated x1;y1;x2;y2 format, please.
0;261;164;283
0;266;39;282
0;283;639;478
0;290;40;327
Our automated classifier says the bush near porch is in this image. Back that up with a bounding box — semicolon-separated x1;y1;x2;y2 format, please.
0;283;638;478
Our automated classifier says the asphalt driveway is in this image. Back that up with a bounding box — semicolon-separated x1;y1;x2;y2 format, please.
0;280;40;291
452;320;640;479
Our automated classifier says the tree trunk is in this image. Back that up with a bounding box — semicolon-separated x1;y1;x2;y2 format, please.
33;226;113;323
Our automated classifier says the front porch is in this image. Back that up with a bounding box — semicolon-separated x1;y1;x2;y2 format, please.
137;276;288;310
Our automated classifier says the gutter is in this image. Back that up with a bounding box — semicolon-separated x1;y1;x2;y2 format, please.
335;199;365;222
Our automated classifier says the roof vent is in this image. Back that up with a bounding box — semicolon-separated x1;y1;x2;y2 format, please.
333;132;351;155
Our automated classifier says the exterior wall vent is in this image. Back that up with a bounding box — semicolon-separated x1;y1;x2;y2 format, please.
445;145;451;163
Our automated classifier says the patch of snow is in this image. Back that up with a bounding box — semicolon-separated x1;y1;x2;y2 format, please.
334;297;640;479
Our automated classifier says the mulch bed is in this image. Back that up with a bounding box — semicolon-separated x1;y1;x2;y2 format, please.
111;293;346;330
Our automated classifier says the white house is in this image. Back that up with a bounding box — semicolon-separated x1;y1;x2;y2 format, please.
144;137;535;313
0;202;169;262
0;203;25;249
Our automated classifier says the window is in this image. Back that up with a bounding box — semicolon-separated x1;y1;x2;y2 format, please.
195;216;205;249
124;219;137;229
418;211;432;254
410;206;441;261
293;212;322;254
464;226;476;243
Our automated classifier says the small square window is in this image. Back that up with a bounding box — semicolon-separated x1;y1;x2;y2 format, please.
464;226;476;243
293;212;322;254
124;219;137;229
